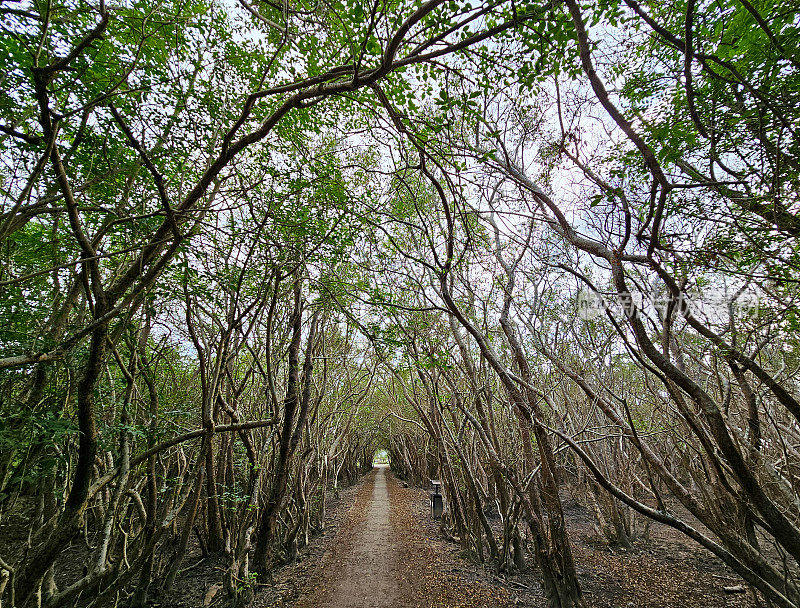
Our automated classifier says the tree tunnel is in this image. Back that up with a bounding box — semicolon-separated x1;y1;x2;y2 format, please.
2;0;798;605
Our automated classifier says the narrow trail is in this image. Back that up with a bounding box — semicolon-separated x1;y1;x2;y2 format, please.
292;465;518;608
316;465;401;608
286;465;756;608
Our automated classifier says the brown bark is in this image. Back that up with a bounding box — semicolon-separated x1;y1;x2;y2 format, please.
253;280;318;577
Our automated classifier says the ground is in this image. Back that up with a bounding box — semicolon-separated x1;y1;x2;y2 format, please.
292;465;515;608
280;466;759;608
0;467;762;607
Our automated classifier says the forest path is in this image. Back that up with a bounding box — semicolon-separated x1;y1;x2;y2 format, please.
294;464;410;608
317;465;402;608
291;465;518;608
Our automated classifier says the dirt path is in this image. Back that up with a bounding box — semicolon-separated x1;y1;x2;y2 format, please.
290;466;756;608
293;466;516;608
315;465;401;608
294;465;409;608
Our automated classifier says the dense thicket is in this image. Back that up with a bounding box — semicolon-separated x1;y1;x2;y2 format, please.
1;0;798;606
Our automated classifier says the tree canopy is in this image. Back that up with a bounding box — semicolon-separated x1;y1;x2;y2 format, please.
1;0;799;606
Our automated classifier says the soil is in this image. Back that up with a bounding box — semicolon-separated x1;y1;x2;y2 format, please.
393;484;760;608
292;465;515;608
285;467;761;608
293;465;405;608
155;474;369;608
0;467;765;607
